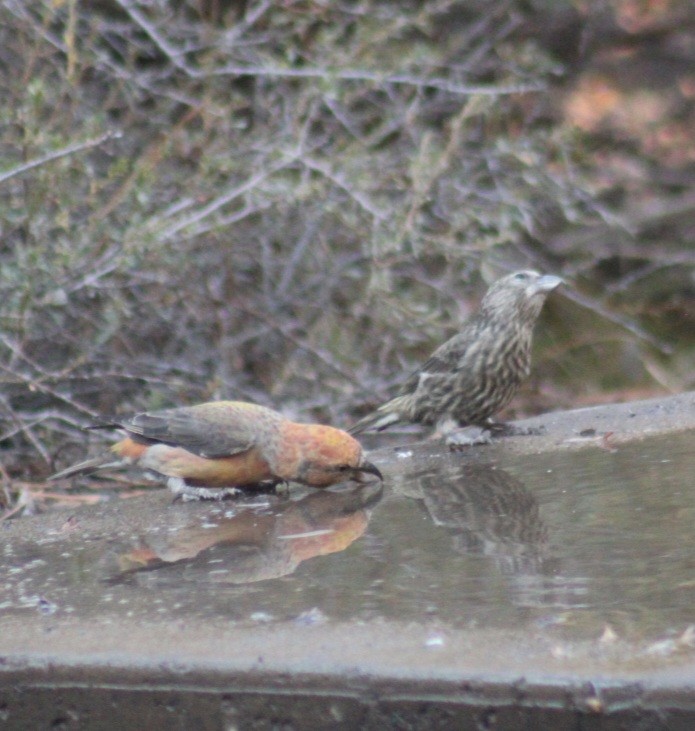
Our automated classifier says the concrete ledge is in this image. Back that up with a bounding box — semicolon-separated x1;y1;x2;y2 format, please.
365;390;695;462
1;392;694;729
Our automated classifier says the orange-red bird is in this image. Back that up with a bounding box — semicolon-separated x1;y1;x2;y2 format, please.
50;401;383;501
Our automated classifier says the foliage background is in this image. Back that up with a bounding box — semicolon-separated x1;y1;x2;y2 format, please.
0;0;693;481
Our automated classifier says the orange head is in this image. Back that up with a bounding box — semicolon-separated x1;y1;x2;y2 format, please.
276;422;383;488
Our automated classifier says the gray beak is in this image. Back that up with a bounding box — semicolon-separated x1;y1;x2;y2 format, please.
533;274;564;294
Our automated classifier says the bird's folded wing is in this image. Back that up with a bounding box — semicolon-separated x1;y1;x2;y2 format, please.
398;330;477;394
121;408;257;459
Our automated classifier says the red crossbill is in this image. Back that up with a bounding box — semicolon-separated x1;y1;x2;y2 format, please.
51;400;382;500
349;270;563;446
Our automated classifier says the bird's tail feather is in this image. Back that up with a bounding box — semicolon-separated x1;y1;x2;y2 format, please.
49;455;123;481
348;397;407;435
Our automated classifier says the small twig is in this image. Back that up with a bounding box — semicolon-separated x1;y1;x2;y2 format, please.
232;303;364;390
561;287;674;355
300;157;388;221
153;151;308;241
277;218;321;298
1;502;24;521
112;0;192;74
0;130;122;186
0;460;12;510
0;484;36;519
175;201;273;242
0;338;101;418
221;0;272;43
32;491;105;505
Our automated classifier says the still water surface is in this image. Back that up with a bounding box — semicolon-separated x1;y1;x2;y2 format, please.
2;432;694;645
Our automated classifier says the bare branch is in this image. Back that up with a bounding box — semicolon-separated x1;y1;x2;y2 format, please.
0;130;122;186
207;64;546;96
112;0;193;74
153;150;312;241
300;157;389;221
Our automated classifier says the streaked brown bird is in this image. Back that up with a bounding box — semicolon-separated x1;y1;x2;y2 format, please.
51;401;382;500
349;270;563;446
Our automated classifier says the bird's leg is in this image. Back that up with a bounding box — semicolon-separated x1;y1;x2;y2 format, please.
436;418;492;449
168;477;242;502
444;427;493;449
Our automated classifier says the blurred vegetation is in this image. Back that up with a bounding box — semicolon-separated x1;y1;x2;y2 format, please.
0;0;693;485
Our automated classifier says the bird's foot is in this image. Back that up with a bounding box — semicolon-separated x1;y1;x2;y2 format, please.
445;426;492;450
487;422;546;438
244;479;286;495
274;480;290;496
168;478;242;503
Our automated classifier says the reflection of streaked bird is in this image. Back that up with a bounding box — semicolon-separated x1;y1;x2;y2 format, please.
113;483;383;585
418;464;547;575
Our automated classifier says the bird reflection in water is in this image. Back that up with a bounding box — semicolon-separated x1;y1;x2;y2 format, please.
112;482;383;585
414;463;548;576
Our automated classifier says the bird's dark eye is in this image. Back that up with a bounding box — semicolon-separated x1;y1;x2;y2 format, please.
514;272;529;281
